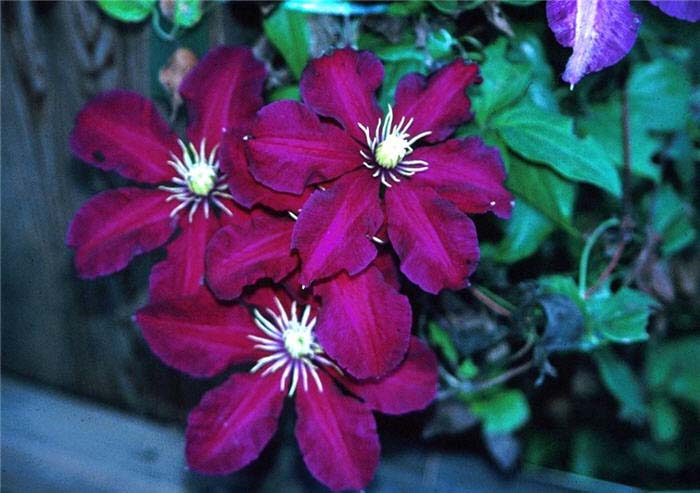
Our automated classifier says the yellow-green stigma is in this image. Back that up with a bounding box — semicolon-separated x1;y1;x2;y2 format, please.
158;139;234;222
358;105;432;187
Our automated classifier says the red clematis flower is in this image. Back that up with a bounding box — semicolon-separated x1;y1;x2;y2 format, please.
205;211;412;379
135;286;437;491
66;46;266;301
244;48;513;294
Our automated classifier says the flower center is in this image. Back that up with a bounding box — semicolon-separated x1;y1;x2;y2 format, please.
248;297;339;396
158;139;235;222
358;104;432;187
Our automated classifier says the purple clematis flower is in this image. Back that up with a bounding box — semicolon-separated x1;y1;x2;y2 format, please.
548;0;700;87
135;286;437;491
205;209;412;379
244;48;513;294
67;46;266;301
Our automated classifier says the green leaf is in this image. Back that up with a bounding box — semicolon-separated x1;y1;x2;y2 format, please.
469;389;531;435
628;60;691;132
173;0;203;28
472;38;532;126
426;29;457;60
428;322;459;366
539;275;583;310
588;288;656;344
646;336;700;406
378;59;425;109
579;99;662;182
97;0;155;22
593;347;646;422
267;85;301;102
650;398;680;443
648;185;697;256
488;200;554;264
263;5;310;80
506;154;576;231
457;359;479;380
389;0;427;16
493;102;622;197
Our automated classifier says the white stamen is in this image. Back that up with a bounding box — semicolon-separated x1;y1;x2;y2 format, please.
358;104;432;187
248;297;340;397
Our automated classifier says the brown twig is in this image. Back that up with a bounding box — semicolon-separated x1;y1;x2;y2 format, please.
584;87;635;298
469;286;512;318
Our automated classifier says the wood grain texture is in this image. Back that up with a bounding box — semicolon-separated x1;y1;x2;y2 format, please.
0;1;255;420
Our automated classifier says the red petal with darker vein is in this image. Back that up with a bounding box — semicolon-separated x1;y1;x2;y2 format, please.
292;170;382;286
392;60;480;143
414;137;513;218
186;373;285;474
386;184;479;294
221;132;311;212
136;291;262;377
181;46;266;144
149;213;220;303
247;100;362;195
67;188;176;278
343;337;438;415
206;212;298;300
373;250;401;291
295;371;379;491
70;90;178;183
300;48;384;142
316;266;411;379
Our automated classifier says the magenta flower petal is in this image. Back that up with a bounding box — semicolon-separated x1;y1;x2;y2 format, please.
186;373;285;474
70;90;178;184
547;0;641;86
221;132;311;211
247;100;362;195
373;251;401;291
206;212;298;300
316;266;411;379
66;188;176;278
414;137;513;218
149;213;220;303
292;170;382;286
386;184;479;294
135;291;263;377
180;46;266;144
295;371;379;491
392;60;480;143
300;48;384;142
650;1;700;21
344;337;437;415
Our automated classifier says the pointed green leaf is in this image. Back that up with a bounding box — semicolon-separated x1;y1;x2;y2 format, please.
263;5;310;80
493;103;622;196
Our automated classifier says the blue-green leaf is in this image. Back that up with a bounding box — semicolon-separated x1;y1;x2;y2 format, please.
628;60;691;132
588;288;657;344
468;389;531;435
593;347;646;422
488;200;554;264
648;185;697;256
98;0;155;22
173;0;203;28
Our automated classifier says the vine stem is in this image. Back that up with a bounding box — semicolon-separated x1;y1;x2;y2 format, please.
469;285;513;318
437;360;534;400
578;217;620;298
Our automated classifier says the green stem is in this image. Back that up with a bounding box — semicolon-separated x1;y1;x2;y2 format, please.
578;217;620;297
